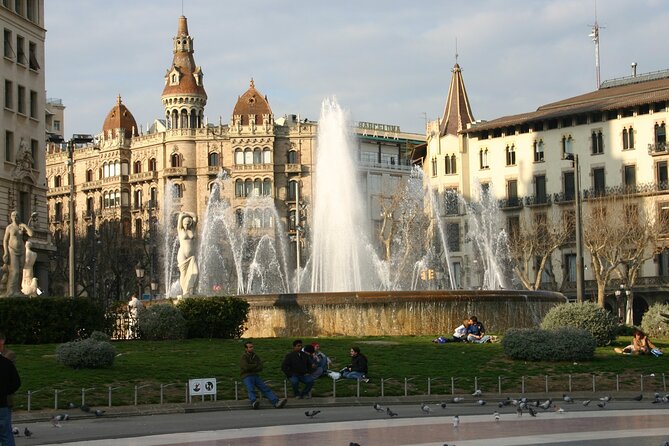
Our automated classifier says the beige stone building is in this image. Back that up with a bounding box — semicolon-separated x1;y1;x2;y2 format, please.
1;0;52;294
45;15;423;297
419;62;669;323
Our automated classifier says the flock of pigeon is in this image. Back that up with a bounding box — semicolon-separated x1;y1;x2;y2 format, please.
11;402;106;440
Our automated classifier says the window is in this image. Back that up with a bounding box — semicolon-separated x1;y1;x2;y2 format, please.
4;80;12;109
86;169;93;182
445;154;456;174
150;188;157;208
262;179;272;196
134;189;142;209
29;90;36;118
15;35;25;65
655;123;667;150
53;175;61;187
623;165;636;191
235;179;244;197
444;188;459;215
86;196;94;214
172;183;183;198
288;181;298;201
253;149;261;164
533;140;544;162
591;130;604;154
507;179;518;206
593;167;605;195
622;127;635;150
14;0;23;16
5;130;13;162
170;153;181;167
505;145;516;166
565;253;577;282
446;222;460;252
431;157;437;176
657;161;668;189
17;85;25;114
133;160;141;174
563;171;575;200
244;179;253;197
54;202;62;221
208;152;219;167
287;150;298;164
534;175;547;204
479;148;489;169
262;149;271;164
244;149;253;165
4;29;12;59
507;215;520;241
135;218;142;238
234;149;244;165
148;158;156;171
561;135;573;156
30;138;37;167
26;0;36;23
53;120;60;131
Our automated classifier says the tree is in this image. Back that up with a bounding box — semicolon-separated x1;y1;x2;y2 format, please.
509;208;573;290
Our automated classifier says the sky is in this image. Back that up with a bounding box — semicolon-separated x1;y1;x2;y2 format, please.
45;0;669;137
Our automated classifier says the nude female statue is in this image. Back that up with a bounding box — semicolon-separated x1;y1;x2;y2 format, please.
177;212;198;296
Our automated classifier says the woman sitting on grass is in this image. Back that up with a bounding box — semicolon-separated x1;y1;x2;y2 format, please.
615;329;662;355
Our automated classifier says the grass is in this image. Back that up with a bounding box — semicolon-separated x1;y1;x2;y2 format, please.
8;336;669;410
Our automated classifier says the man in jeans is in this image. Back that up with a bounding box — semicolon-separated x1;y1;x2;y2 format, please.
281;339;315;398
240;342;287;409
0;354;20;446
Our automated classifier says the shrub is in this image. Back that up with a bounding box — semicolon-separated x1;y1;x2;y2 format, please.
89;330;111;342
502;327;596;361
177;296;249;339
541;302;617;346
641;303;669;338
138;303;187;340
57;335;116;369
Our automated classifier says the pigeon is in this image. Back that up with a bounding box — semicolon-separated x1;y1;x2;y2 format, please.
493;411;500;422
557;407;565;414
562;394;573;403
599;395;612;402
472;389;482;397
67;402;77;409
94;409;106;417
452;415;460;428
51;416;62;428
440;402;447;409
632;394;643;401
477;399;486;406
386;407;398;417
12;427;19;435
528;406;537;417
24;427;33;438
539;399;552;410
420;403;431;414
597;401;607;409
516;406;523;417
519;401;529;410
349;443;361;446
373;402;384;412
452;397;465;403
80;404;90;412
582;400;591;407
305;410;321;418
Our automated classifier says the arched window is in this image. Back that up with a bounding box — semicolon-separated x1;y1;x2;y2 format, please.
171;153;181;167
236;209;244;227
262;179;272;196
134;189;142;209
262;149;272;164
253;179;262;197
253;149;262;164
148;158;157;171
244;179;253;197
288;150;298;164
54;175;61;187
133;160;142;174
235;179;244;197
86;196;94;214
208;152;220;167
103;163;109;178
180;109;188;128
235;149;244;165
505;145;516;166
244;149;253;165
288;181;298;200
172;183;183;198
150;187;158;207
103;192;109;208
114;190;121;207
263;208;273;228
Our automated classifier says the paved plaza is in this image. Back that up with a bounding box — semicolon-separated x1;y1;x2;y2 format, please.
10;398;669;446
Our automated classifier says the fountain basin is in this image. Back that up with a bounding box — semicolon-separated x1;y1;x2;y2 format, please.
242;290;567;338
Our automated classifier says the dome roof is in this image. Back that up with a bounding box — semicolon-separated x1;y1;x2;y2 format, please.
232;79;272;125
102;96;139;139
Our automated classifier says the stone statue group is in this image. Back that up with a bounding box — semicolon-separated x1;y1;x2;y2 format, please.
1;211;39;297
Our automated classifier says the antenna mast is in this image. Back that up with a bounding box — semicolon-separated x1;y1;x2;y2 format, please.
589;2;602;88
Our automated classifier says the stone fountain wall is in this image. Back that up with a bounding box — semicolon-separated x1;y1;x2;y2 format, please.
241;290;567;338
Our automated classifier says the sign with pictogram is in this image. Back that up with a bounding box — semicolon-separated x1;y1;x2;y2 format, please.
188;378;217;397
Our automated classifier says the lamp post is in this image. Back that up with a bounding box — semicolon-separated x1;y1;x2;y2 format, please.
565;153;585;302
614;284;624;323
150;279;158;300
66;134;94;297
135;262;145;299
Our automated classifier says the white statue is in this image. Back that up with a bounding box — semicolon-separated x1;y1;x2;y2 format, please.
177;212;198;297
21;240;38;296
3;211;34;297
127;294;143;339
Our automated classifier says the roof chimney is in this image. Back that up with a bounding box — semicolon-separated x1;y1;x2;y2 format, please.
631;62;637;77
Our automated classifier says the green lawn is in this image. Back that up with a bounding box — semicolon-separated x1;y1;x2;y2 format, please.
8;336;669;410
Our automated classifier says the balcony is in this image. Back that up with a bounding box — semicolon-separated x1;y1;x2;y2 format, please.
207;166;221;175
82;180;103;191
499;197;523;209
129;171;158;183
648;142;668;156
524;194;552;207
103;175;129;184
284;163;302;174
47;186;70;197
164;167;188;177
230;163;273;173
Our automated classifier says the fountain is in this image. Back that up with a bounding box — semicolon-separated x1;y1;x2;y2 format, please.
162;97;566;336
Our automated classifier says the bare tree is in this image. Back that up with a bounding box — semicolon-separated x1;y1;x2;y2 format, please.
509;208;573;290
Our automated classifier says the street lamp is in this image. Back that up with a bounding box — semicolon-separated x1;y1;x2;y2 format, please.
150;279;158;300
565;153;585;302
135;262;145;299
67;134;94;297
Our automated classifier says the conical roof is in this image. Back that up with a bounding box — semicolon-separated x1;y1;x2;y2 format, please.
439;63;475;136
102;95;138;139
161;16;207;99
232;79;272;125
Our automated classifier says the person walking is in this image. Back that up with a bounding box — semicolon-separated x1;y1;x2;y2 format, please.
281;339;315;398
0;354;20;446
240;342;287;409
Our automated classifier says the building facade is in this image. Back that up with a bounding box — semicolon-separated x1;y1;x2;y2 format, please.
45;15;424;297
420;63;669;323
1;0;52;295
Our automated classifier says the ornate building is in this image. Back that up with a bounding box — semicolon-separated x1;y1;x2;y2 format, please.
1;0;52;295
45;15;424;297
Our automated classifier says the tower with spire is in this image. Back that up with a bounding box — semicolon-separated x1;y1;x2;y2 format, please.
439;63;475;137
162;15;207;129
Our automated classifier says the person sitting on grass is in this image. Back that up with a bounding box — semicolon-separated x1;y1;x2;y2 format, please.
466;316;491;344
433;319;470;343
342;346;369;382
615;329;662;355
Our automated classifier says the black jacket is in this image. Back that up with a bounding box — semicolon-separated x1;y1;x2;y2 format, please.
350;353;368;374
0;355;20;407
281;350;310;377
